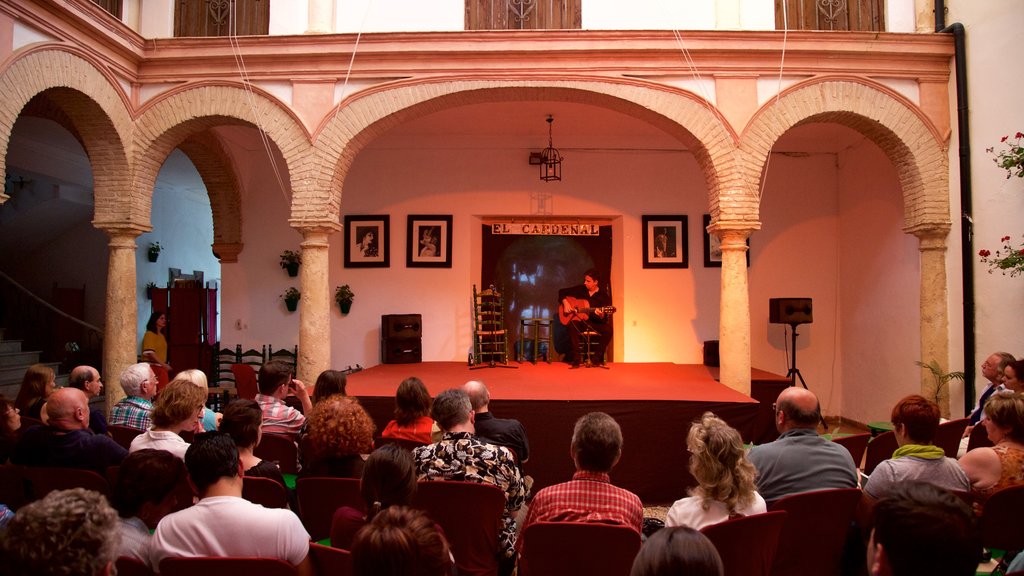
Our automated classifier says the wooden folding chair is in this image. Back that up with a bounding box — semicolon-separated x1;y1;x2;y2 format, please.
768;488;862;576
295;476;363;542
412;480;507;576
518;521;641;576
701;511;787;576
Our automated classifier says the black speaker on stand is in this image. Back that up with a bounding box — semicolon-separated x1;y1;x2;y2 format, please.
381;314;422;364
768;298;826;429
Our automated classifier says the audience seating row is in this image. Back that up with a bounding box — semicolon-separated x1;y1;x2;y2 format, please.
117;544;352;576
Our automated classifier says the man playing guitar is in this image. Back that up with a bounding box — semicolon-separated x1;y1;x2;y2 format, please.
560;268;614;368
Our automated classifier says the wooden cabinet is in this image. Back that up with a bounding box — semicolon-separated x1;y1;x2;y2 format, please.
150;287;217;373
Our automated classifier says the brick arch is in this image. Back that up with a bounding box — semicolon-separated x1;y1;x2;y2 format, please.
310;79;743;224
177;131;244;261
741;78;949;233
133;83;312;228
0;48;131;214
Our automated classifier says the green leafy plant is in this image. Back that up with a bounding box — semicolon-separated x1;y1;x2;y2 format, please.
282;287;301;302
280;250;302;269
979;235;1024;277
147;242;162;257
916;360;965;407
987;132;1024;179
334;284;354;305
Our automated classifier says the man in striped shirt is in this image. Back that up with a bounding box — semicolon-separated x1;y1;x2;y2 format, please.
254;360;311;438
519;411;643;546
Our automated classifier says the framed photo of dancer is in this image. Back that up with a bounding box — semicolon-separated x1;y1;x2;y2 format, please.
407;214;452;268
642;215;688;269
703;214;750;268
344;215;389;268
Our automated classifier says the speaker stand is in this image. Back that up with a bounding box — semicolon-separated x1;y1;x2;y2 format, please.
786;323;828;430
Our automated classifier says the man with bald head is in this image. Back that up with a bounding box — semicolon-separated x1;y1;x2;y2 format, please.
747;387;857;504
66;365;107;434
12;387;127;474
463;380;530;464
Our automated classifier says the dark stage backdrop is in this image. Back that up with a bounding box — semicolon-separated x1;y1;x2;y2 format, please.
481;225;612;361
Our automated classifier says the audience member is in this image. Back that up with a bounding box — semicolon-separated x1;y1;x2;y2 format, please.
60;365;107;434
381;377;436;444
129;378;207;459
867;481;981;576
311;369;348;405
110;449;188;565
413;388;526;573
11;387;126;473
959;390;1024;510
464;379;530;463
331;443;418;549
0;396;21;464
255;360;311;437
521;412;642;543
0;488;119;576
666;412;765;530
219;398;286;487
301;395;375;478
149;432;311;573
970;352;1015;425
14;363;55;420
351;506;453;576
1003;359;1024;393
747;387;857;504
863;395;969;501
630;526;724;576
109;362;158;431
173;369;219;431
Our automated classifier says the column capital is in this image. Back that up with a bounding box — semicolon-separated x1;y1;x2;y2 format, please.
290;220;342;237
909;224;951;251
97;225;146;248
212;242;244;263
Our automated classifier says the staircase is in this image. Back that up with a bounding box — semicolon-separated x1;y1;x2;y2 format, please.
0;327;75;405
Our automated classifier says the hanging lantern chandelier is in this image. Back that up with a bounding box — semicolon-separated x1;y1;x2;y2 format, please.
539;115;562;182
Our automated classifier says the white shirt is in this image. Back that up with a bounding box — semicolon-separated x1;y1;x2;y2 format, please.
129;430;190;460
665;492;767;530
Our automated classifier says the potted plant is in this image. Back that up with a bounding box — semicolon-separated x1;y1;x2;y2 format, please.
335;284;354;314
282;286;301;312
280;249;301;277
916;359;965;418
147;242;162;263
145;281;157;300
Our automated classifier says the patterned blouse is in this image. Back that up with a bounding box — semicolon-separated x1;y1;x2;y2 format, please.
413;431;527;557
973;443;1024;512
109;396;153;431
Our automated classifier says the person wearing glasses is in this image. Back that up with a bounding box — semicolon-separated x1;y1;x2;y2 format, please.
110;363;159;432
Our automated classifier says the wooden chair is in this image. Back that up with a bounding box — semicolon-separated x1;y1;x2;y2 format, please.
980;484;1024;552
242;476;289;509
254;432;299;475
935;417;970;458
309;542;353;576
863;430;898;475
115;556;154;576
471;284;511;367
967;422;995;452
21;466;110;501
268;345;299;373
230;363;259;400
701;511;788;576
518;521;641;576
295;476;363;542
412;480;507;576
831;433;870;468
159;556;297;576
109;424;144;450
768;488;862;576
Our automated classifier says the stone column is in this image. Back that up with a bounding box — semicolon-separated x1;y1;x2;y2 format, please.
297;227;334;383
307;0;336;34
101;227;144;411
717;227;753;395
916;227;952;417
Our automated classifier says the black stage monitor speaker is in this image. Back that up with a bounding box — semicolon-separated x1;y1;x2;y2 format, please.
382;314;422;339
769;298;813;325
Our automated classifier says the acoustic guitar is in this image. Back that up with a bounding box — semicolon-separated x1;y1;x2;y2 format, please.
559;296;617;325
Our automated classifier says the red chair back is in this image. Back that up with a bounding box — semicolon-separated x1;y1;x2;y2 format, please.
831;433;870;468
231;363;258;400
0;465;28;510
935;418;970;458
518;521;641;576
115;556;154;576
21;466;110;501
412;480;507;576
768;488;861;576
863;430;898;475
151;364;171;394
701;511;787;576
109;424;144;450
980;484;1024;552
159;557;297;576
967;422;994;452
254;433;299;475
309;542;353;576
373;436;427;451
242;476;289;509
295;476;364;542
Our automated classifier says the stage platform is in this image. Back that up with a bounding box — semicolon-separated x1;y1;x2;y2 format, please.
347;361;790;505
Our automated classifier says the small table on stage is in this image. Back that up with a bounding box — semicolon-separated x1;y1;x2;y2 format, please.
519;318;552;364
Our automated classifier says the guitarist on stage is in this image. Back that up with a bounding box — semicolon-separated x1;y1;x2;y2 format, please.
560;268;613;368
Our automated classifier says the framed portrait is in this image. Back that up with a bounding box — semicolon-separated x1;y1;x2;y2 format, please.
703;214;750;268
642;215;688;269
344;215;390;268
407;214;453;268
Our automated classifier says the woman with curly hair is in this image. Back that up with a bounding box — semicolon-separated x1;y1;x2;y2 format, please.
380;377;436;444
666;412;765;530
301;395;375;478
129;378;207;460
14;364;55;420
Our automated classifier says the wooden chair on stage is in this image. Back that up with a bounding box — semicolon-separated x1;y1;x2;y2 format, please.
471;285;514;369
518;521;641;576
701;510;787;576
768;488;861;576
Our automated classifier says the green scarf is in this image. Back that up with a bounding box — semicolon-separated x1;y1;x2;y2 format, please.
892;443;946;460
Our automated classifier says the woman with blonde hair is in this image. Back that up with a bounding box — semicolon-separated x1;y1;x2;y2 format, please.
960;390;1024;509
666;412;765;530
172;369;219;431
14;364;55;420
129;378;207;459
